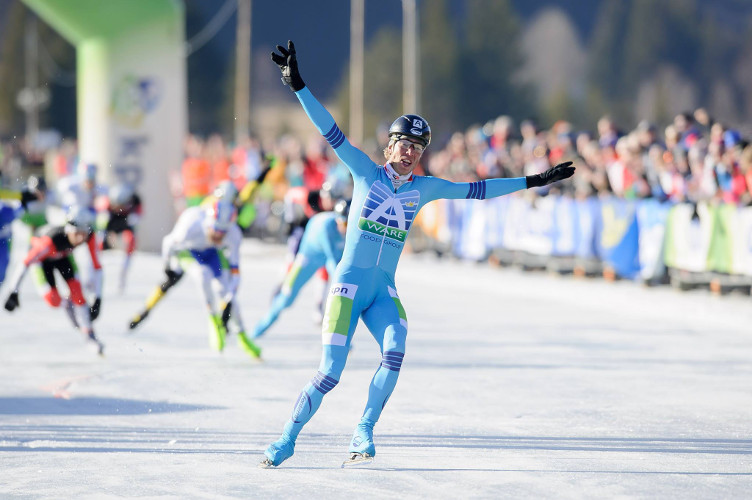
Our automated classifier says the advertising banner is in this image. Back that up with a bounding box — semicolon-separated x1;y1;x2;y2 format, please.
732;206;752;276
636;199;671;281
598;197;639;278
552;196;577;256
706;204;735;274
574;197;600;260
664;203;714;272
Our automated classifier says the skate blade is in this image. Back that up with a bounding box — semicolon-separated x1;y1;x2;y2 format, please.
258;458;276;469
341;453;373;468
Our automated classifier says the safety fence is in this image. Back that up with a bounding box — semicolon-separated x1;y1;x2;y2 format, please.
412;195;752;295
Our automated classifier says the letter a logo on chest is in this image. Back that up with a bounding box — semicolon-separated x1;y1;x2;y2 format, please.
359;181;420;242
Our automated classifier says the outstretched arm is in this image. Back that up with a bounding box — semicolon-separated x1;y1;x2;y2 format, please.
421;162;576;203
271;41;376;179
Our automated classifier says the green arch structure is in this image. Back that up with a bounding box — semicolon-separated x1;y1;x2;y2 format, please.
24;0;187;250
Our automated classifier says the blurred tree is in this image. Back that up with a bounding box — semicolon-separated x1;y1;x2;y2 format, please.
420;0;460;139
0;3;75;138
588;0;629;103
0;2;26;137
518;8;587;129
458;0;533;128
185;0;232;137
733;21;752;125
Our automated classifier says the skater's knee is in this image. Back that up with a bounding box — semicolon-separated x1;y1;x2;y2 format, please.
380;350;405;372
123;230;136;254
383;324;407;353
311;370;339;394
320;345;348;378
280;293;295;308
44;288;61;307
66;279;86;306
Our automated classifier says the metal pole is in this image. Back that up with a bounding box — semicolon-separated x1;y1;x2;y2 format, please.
402;0;419;114
24;16;40;144
349;0;364;145
234;0;251;143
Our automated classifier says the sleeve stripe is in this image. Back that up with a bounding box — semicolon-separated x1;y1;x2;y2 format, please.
466;182;474;199
324;123;345;149
465;181;487;200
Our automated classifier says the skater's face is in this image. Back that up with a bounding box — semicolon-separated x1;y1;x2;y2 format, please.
67;229;88;246
386;137;424;176
208;227;226;245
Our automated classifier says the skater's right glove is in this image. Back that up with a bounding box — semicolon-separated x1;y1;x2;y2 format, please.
20;188;39;209
4;291;19;312
221;301;232;328
526;161;575;188
271;40;305;92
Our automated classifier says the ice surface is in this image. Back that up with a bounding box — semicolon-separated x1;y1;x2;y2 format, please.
2;239;751;498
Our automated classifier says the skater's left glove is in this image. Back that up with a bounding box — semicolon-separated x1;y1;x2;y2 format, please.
271;40;306;92
89;297;102;321
526;161;575;188
4;291;19;312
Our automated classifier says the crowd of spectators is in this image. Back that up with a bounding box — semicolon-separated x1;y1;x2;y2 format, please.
424;109;752;208
3;107;751;227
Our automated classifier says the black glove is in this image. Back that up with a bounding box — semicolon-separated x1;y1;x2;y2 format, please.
165;268;183;286
221;302;232;328
256;165;272;185
4;292;19;312
270;40;305;92
89;297;101;321
526;161;575;188
20;188;38;209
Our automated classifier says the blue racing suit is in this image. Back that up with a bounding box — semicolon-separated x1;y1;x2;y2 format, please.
253;211;345;338
266;87;528;463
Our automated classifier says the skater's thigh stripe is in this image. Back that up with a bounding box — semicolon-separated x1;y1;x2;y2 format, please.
312;371;338;394
380;350;404;371
322;282;358;345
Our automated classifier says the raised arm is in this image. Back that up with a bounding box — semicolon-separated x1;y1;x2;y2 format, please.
421;162;576;203
271;41;376;179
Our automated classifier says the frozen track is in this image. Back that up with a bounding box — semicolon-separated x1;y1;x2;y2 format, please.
2;239;752;499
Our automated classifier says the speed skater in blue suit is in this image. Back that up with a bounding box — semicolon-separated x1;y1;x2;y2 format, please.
259;41;575;468
251;199;349;339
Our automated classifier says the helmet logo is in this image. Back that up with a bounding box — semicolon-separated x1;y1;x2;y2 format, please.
410;119;423;135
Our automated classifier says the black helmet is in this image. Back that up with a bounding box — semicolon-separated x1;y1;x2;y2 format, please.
334;199;351;220
388;114;431;148
27;175;47;192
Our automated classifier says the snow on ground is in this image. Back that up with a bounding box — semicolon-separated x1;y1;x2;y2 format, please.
1;239;751;499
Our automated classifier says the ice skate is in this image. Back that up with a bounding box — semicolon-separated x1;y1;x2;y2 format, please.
64;299;79;328
250;323;267;339
86;331;105;357
348;419;376;458
129;309;149;330
341;452;374;467
209;314;226;352
237;331;262;359
259;436;295;468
